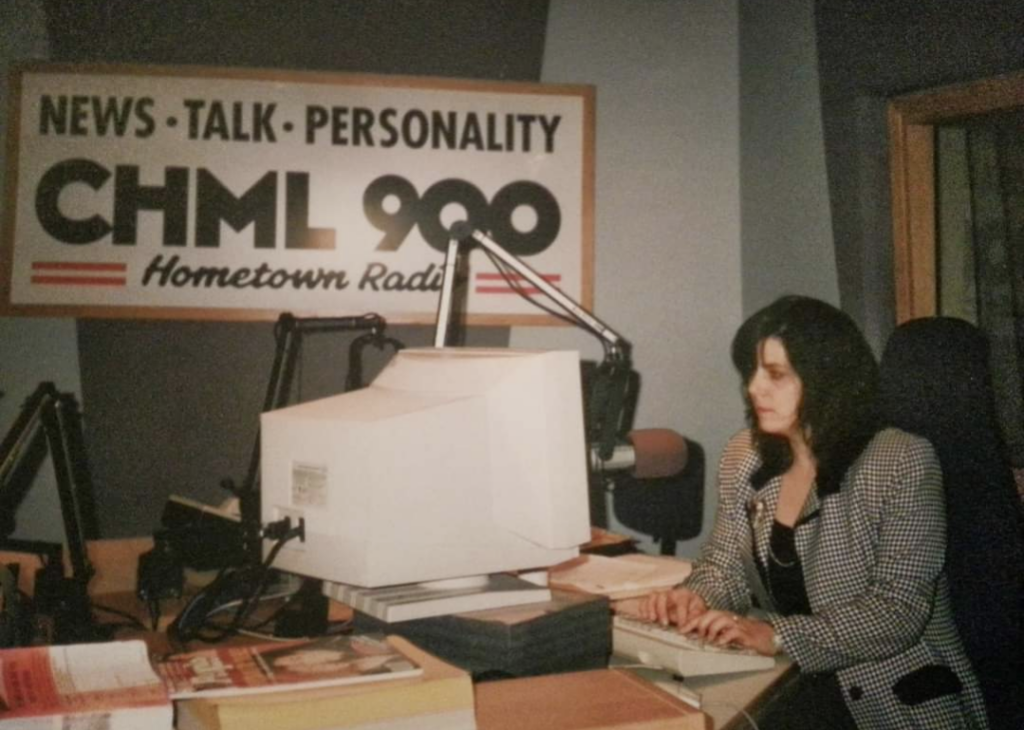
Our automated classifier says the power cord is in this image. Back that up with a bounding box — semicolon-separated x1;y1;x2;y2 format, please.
614;661;762;729
703;703;760;730
136;530;184;630
90;602;149;633
612;662;703;710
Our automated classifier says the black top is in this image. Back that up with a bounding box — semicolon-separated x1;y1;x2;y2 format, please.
763;520;811;615
758;518;857;728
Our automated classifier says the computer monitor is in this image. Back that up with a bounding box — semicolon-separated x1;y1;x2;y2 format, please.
259;347;591;595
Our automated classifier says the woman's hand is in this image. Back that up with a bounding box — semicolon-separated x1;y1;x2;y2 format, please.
680;610;779;657
637;588;708;627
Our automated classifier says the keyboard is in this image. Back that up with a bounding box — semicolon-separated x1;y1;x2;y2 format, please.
612;614;777;677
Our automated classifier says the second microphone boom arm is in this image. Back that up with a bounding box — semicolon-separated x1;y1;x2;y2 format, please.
434;221;628;355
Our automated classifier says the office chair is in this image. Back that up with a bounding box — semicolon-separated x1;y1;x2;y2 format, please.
879;317;1024;730
610;438;704;555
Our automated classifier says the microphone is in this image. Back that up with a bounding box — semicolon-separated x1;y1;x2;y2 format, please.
590;428;688;479
449;220;475;241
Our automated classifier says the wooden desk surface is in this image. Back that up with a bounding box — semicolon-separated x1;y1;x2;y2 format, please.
672;659;796;729
1;536;154;596
616;658;794;730
4;538;792;729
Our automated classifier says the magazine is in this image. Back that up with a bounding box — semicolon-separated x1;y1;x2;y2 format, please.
156;633;423;699
0;640;172;729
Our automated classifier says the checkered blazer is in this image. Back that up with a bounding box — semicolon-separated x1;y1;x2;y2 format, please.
684;428;989;729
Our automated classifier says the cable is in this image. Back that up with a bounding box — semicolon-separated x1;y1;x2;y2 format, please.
704;702;761;730
236;619;353;642
204;587;296;634
90;602;149;632
192;530;296;643
611;663;704;711
479;250;575;324
479;248;614;352
479;248;623;364
166;518;304;647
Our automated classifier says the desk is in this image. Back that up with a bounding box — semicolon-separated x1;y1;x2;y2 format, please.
627;660;796;729
4;539;795;729
1;536;154;596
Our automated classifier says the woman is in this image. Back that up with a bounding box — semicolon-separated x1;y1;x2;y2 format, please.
639;296;988;729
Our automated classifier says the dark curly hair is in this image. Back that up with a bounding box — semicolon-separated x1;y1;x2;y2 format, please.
731;295;881;497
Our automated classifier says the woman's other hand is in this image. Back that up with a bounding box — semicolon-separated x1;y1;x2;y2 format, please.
637;588;707;627
681;609;779;656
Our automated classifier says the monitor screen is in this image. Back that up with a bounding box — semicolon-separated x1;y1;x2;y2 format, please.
259;347;591;588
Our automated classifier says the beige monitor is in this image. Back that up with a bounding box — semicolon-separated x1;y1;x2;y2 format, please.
259;347;591;591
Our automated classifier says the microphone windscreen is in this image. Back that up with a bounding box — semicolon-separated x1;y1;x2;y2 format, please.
448;220;475;241
627;428;688;479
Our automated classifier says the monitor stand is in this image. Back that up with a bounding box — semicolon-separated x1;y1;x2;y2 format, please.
350;587;612;680
324;573;553;623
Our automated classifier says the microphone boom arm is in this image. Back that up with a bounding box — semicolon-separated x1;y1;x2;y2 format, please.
434;223;629;357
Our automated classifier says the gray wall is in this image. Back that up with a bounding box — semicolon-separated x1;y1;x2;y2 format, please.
517;0;746;555
739;0;837;314
520;0;833;554
0;0;72;543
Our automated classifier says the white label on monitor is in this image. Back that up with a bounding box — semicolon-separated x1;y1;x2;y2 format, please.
291;462;328;507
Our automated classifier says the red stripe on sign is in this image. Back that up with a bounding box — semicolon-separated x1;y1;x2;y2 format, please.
475;273;561;283
474;272;561;295
31;276;127;286
476;286;545;295
32;261;127;272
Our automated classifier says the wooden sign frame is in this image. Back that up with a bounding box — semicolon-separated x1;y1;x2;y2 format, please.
2;63;594;325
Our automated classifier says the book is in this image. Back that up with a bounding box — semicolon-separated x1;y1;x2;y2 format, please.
474;668;711;730
174;636;476;730
157;633;421;699
549;553;693;600
326;574;552;623
0;639;172;729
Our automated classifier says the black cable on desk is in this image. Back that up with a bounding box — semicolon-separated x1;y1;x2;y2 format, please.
90;602;149;633
166;518;303;648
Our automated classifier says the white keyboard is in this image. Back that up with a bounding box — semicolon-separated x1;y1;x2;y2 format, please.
612;615;776;677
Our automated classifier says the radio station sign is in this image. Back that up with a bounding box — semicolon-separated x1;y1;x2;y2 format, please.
1;63;594;323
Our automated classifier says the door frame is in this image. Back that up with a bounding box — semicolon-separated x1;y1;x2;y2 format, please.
889;71;1024;322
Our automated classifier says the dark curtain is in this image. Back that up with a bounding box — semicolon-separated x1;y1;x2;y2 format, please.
964;113;1024;470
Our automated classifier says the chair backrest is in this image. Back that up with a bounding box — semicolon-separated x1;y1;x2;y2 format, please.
879;316;1024;730
610;438;704;555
